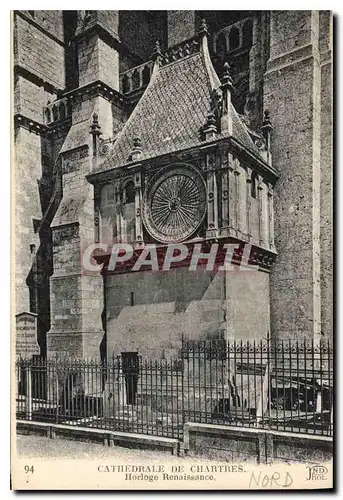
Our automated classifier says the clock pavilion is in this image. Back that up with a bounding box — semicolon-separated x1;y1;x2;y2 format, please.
86;21;279;362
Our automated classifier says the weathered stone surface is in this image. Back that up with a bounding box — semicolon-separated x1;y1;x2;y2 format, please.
14;127;42;314
167;11;196;47
15;14;65;89
105;265;270;359
264;11;331;341
13;11;332;361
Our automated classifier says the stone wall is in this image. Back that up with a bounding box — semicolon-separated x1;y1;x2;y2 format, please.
24;10;65;41
183;422;333;464
167;11;196;47
47;139;104;359
13;10;66;317
14;76;56;123
44;7;134;358
14;128;43;314
319;12;333;339
105;265;270;359
77;34;119;90
264;11;324;340
119;11;158;62
96;10;119;37
13;10;332;359
14;13;65;89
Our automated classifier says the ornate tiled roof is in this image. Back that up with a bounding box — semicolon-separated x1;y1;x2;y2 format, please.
91;36;263;175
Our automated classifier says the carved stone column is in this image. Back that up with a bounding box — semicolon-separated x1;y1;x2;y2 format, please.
228;154;236;234
267;182;276;252
134;170;144;248
206;151;219;239
258;175;268;248
220;151;230;236
257;175;264;247
94;185;101;243
233;159;240;236
237;163;248;238
246;166;253;241
115;181;122;243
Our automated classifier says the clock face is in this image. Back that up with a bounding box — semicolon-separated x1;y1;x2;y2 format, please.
142;165;206;243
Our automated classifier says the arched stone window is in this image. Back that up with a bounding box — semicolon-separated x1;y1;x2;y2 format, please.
251;171;258;199
66;99;72;116
121;181;135;242
52;105;58;122
142;65;151;86
44;108;51;124
229;26;240;51
243;20;253;46
123;181;135;204
103;183;115;205
59;101;66;120
122;74;130;94
131;69;140;91
100;183;116;243
216;33;227;57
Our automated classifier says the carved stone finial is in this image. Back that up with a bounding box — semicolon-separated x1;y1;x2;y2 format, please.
261;110;273;165
223;62;230;78
90;113;102;137
151;40;162;62
130;136;143;161
221;62;234;91
218;64;233;135
199;18;209;37
261;110;273;144
206;112;217;127
90;113;102;157
133;137;142;148
261;110;273;134
203;112;217;140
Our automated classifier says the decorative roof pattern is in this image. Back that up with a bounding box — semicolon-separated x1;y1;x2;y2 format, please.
92;43;263;175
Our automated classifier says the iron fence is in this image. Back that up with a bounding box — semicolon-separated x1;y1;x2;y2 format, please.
15;339;333;440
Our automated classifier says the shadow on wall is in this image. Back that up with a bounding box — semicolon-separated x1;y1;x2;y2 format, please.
106;266;219;321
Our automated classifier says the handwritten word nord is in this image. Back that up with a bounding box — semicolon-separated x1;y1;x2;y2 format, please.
249;471;293;489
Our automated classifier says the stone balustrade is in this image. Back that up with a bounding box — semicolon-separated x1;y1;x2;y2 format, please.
120;61;154;95
160;38;200;66
43;97;72;125
214;17;253;55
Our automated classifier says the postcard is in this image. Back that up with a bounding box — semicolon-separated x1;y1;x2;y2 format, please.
11;9;333;490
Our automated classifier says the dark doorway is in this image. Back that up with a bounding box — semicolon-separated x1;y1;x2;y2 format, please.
122;352;139;405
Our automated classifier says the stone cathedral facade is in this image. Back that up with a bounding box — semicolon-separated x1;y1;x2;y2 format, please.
13;11;332;361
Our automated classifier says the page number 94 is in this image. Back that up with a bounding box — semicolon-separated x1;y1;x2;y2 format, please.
24;465;34;474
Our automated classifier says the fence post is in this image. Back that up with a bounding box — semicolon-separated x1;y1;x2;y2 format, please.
316;390;322;413
181;357;185;427
256;363;269;425
256;334;272;428
55;366;59;424
181;334;185;430
25;364;32;420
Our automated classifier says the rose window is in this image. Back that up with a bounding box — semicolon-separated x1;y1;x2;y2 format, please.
142;165;206;243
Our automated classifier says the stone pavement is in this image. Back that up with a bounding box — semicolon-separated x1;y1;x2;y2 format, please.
15;434;214;462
